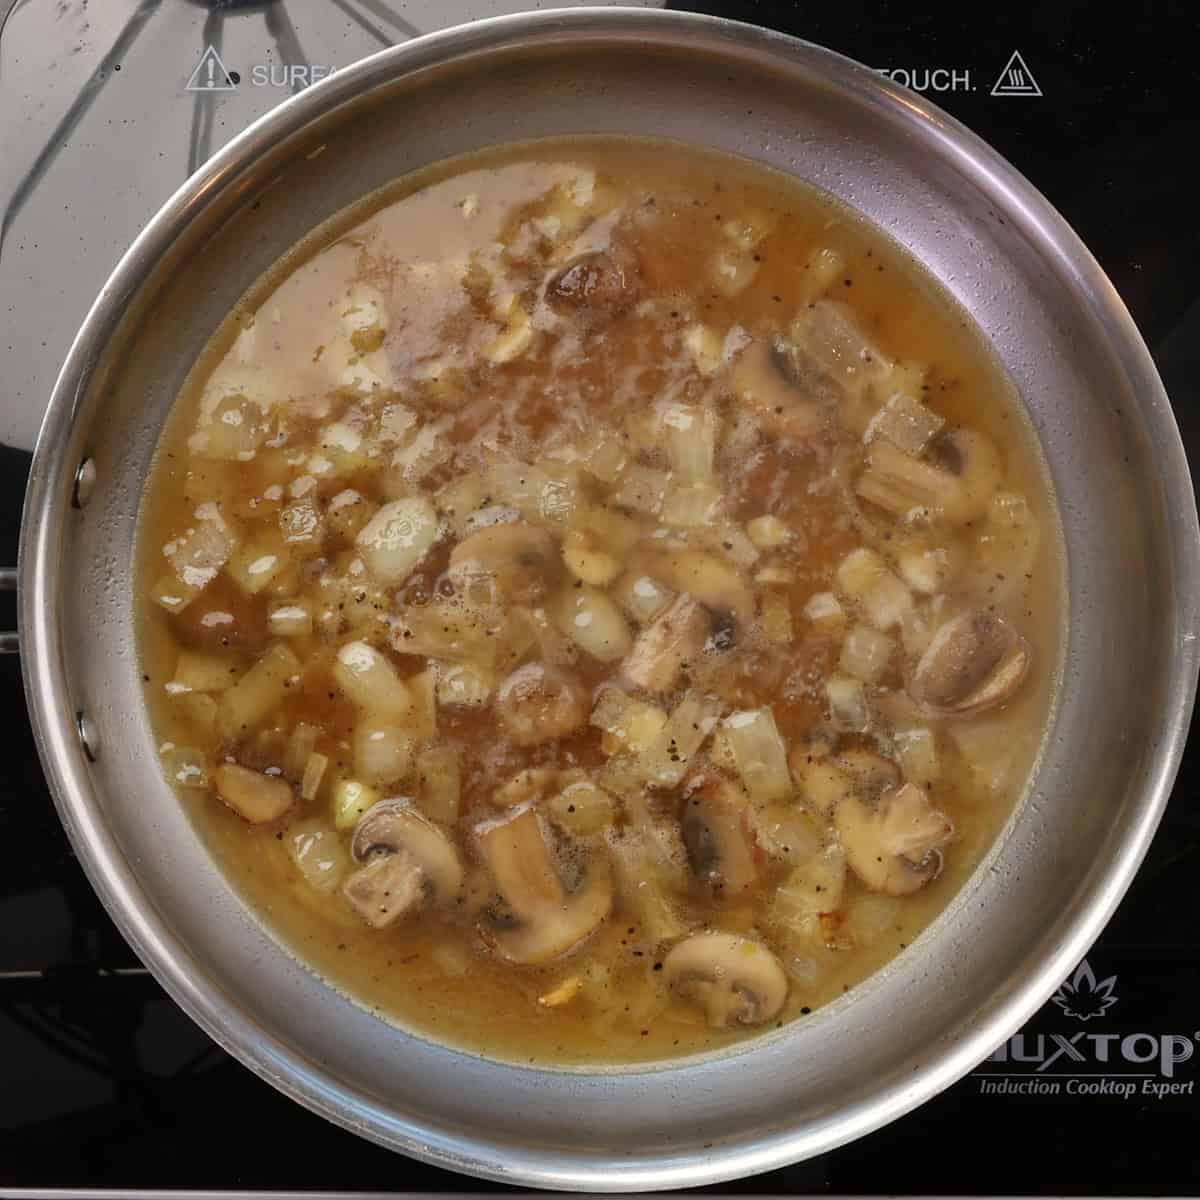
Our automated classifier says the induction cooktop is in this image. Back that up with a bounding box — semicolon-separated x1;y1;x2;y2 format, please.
1;1;1198;1194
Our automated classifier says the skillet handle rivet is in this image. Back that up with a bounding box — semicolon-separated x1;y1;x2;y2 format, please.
72;458;97;510
77;711;100;762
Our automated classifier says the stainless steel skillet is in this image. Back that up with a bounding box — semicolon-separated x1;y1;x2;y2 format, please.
16;7;1200;1191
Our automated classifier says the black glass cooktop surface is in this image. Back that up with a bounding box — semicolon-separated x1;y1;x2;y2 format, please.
1;0;1198;1193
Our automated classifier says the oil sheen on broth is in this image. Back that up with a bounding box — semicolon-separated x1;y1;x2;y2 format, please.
138;139;1062;1065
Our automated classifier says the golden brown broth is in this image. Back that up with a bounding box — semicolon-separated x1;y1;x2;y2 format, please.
137;138;1063;1065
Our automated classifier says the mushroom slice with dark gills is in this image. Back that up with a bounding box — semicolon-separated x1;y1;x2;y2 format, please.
628;548;756;635
857;429;1003;526
909;609;1030;717
834;781;954;897
682;774;759;897
545;243;641;325
342;800;465;929
663;932;788;1027
790;744;900;819
448;522;562;607
476;803;613;965
494;661;590;747
621;594;711;695
727;333;837;443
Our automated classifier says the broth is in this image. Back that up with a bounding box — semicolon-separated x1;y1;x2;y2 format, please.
137;138;1063;1065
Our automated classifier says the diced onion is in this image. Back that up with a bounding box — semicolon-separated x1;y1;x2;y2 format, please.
215;762;293;823
835;547;913;631
770;847;847;929
279;497;323;546
636;690;721;787
893;726;940;785
287;818;351;893
332;641;413;718
797;246;846;303
484;302;534;363
486;461;580;526
435;661;495;708
709;246;760;296
217;643;301;739
683;324;724;376
590;687;668;755
332;778;379;831
172;650;240;694
562;529;621;585
613;464;669;516
300;752;330;802
803;591;846;632
613;573;675;625
662;481;723;527
750;802;824;865
166;509;238;591
160;745;209;790
844;893;902;948
746;515;792;549
863;391;945;455
194;394;266;462
546;779;615;837
389;423;452;486
552;586;632;663
268;600;312;637
406;668;438;740
825;675;870;732
355;497;440;586
284;722;321;779
703;523;759;569
353;720;414;787
610;835;687;943
416;745;461;824
897;545;958;595
759;591;794;644
720;707;792;804
435;473;488;532
227;530;291;596
661;402;719;483
838;623;895;684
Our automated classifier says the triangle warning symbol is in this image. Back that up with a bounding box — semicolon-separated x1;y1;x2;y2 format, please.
185;45;237;93
990;50;1042;97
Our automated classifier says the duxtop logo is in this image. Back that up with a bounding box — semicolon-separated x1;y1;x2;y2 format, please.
974;958;1197;1100
1050;959;1119;1021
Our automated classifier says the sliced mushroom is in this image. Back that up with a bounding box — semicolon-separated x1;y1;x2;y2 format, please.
682;775;759;896
909;609;1030;716
476;804;613;964
834;747;902;798
449;523;561;606
214;763;293;823
857;430;1003;526
789;752;850;817
630;548;755;630
663;932;788;1027
494;661;589;747
727;335;834;442
927;430;1004;524
834;782;954;896
475;804;564;919
341;799;464;928
790;745;901;818
621;594;711;694
546;245;641;324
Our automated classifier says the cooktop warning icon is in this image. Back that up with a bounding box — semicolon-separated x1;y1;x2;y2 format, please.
990;50;1042;97
186;45;237;93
